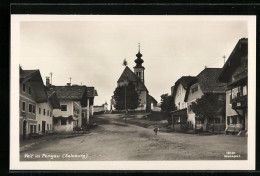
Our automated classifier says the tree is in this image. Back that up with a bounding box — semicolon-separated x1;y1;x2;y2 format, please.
160;94;176;124
191;93;225;132
113;82;140;111
160;93;175;113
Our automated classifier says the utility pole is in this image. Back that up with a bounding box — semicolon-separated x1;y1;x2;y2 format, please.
69;77;72;84
124;77;128;123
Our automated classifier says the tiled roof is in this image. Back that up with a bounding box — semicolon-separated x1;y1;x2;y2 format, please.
87;87;98;97
196;68;226;93
117;66;148;91
51;85;87;101
20;67;39;79
177;76;197;89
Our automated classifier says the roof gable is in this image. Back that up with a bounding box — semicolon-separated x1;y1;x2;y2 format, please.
20;68;48;102
172;76;197;100
117;66;148;91
217;38;248;82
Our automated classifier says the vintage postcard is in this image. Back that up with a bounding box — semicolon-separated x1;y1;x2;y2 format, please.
10;15;256;170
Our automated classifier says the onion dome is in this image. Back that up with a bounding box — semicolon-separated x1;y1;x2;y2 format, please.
134;43;144;68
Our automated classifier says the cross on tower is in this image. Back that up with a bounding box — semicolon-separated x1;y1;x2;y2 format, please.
138;43;140;52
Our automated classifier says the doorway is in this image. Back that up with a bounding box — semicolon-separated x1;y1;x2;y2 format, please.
42;121;46;134
23;120;27;140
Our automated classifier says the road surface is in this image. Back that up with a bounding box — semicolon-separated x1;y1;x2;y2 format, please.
20;113;247;161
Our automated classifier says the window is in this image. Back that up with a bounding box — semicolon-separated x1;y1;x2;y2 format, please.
47;124;49;130
34;125;36;133
39;108;41;114
61;105;67;111
188;105;192;112
28;86;31;95
214;118;220;124
82;112;85;117
61;118;67;125
47;110;49;116
29;104;32;113
22;102;26;111
38;124;40;131
227;116;230;125
50;111;52;117
231;87;238;99
43;109;46;115
22;84;26;92
191;85;198;93
243;85;247;95
231;116;237;124
30;125;33;134
32;105;35;113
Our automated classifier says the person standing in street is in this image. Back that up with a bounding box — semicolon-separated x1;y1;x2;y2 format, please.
154;127;159;135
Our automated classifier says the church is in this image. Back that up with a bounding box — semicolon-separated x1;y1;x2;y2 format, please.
111;44;157;112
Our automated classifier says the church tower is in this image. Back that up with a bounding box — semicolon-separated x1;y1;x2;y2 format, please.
134;43;145;84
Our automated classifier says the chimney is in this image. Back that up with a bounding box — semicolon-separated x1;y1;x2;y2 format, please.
46;77;50;87
67;83;71;86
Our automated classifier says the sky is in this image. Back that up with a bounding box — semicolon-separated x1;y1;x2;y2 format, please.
14;15;248;106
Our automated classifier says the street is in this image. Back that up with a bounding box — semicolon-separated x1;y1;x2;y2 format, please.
20;113;247;161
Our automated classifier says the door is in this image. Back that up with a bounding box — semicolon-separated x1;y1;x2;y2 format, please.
42;121;46;134
23;120;27;140
242;110;245;130
30;125;33;134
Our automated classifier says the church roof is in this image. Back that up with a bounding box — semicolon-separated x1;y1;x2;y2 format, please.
117;66;148;91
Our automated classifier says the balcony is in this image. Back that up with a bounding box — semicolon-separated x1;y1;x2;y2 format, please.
232;67;247;83
231;95;247;109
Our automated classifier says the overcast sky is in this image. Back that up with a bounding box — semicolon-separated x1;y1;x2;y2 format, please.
15;15;248;106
